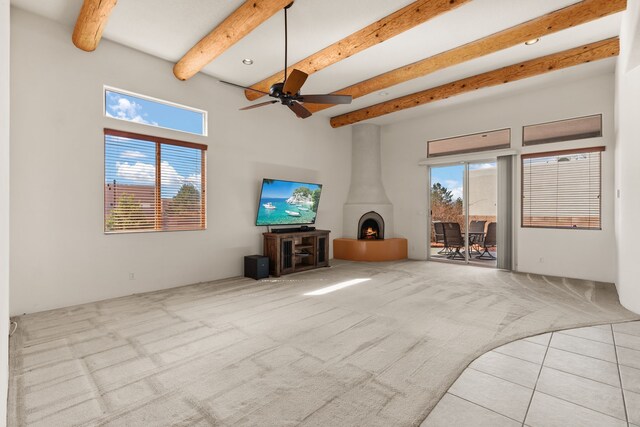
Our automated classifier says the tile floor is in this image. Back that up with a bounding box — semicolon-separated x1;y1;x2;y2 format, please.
423;321;640;427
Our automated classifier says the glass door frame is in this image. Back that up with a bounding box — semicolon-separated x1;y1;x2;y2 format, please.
427;158;497;265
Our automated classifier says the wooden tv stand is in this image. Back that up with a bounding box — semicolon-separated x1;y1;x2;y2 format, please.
263;230;330;277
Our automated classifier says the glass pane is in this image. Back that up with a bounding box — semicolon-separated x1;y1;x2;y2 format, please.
468;162;497;267
160;144;204;231
105;89;206;136
522;151;601;229
104;135;157;232
430;165;465;263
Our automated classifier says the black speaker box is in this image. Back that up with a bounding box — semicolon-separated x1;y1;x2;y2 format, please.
244;255;269;280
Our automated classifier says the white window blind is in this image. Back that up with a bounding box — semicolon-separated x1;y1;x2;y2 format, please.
522;147;603;230
104;129;207;233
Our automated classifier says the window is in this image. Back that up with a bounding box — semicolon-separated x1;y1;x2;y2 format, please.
104;86;207;136
104;129;206;233
428;128;510;157
523;114;602;146
522;147;603;230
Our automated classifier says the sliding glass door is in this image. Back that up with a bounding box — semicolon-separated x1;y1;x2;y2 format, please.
467;161;497;266
429;161;497;266
429;164;466;263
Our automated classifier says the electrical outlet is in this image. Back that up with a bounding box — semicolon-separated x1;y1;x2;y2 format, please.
539;257;544;263
129;273;135;280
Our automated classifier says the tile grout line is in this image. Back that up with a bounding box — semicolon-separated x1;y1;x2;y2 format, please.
471;356;623;392
492;349;544;365
566;327;640;352
531;363;622;390
521;332;551;427
556;330;615;345
532;389;630;423
547;344;617;364
466;367;534;390
446;392;524;425
612;323;630;426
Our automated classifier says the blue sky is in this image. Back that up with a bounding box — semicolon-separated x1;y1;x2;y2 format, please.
430;163;495;199
261;180;321;199
431;165;464;200
105;90;205;135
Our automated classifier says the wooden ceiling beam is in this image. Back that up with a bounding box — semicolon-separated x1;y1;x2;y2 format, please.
72;0;118;52
330;38;619;128
244;0;470;101
309;0;626;113
173;0;292;81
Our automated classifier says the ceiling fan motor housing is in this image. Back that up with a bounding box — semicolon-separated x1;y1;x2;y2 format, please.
269;82;284;98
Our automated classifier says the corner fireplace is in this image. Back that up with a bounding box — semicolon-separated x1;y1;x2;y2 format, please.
358;211;384;240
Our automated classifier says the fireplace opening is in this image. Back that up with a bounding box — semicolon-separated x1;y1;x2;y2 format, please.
358;211;384;240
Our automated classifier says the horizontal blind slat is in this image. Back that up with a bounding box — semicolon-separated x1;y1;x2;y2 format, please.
522;150;600;229
105;133;206;233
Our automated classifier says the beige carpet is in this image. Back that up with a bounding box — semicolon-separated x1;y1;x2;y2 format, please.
8;260;639;426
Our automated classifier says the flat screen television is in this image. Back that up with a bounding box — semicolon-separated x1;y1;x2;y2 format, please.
256;179;323;226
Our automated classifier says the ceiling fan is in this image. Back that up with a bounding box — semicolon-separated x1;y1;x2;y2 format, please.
220;1;352;119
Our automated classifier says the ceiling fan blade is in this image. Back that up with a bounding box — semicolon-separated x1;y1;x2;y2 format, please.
240;100;278;111
297;94;352;105
282;69;308;95
288;101;312;119
219;80;270;96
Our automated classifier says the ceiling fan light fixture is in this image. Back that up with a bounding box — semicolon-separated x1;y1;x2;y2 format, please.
525;38;540;46
242;58;254;65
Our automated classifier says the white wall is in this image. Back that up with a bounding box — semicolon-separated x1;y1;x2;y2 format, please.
9;9;351;315
0;1;9;424
381;71;616;283
615;2;640;313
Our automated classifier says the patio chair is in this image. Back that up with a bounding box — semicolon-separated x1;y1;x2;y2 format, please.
468;220;486;254
433;221;449;254
476;222;496;259
442;222;465;260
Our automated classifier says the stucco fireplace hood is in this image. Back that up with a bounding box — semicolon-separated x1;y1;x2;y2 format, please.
343;123;394;239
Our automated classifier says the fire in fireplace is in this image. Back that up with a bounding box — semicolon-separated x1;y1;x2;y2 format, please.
358;211;384;240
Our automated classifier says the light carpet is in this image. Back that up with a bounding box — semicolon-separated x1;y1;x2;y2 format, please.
8;260;639;426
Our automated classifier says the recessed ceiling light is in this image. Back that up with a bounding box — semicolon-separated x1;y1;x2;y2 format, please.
525;38;540;46
378;91;389;96
242;58;254;65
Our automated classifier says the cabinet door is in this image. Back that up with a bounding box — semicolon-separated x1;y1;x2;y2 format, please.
317;235;329;267
281;238;295;274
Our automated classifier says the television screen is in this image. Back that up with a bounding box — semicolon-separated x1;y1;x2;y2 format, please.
256;179;323;226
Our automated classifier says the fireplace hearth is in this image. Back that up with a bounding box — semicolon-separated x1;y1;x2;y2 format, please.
358;211;384;240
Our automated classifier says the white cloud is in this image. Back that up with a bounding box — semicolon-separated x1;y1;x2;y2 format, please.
160;161;183;188
469;163;495;171
185;173;202;190
121;150;147;159
443;180;463;200
116;160;201;195
116;161;155;184
107;96;158;126
450;187;463;200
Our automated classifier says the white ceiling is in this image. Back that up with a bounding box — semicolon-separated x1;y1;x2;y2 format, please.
10;0;622;125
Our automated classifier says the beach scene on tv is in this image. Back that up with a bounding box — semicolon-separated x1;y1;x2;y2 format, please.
256;179;322;226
